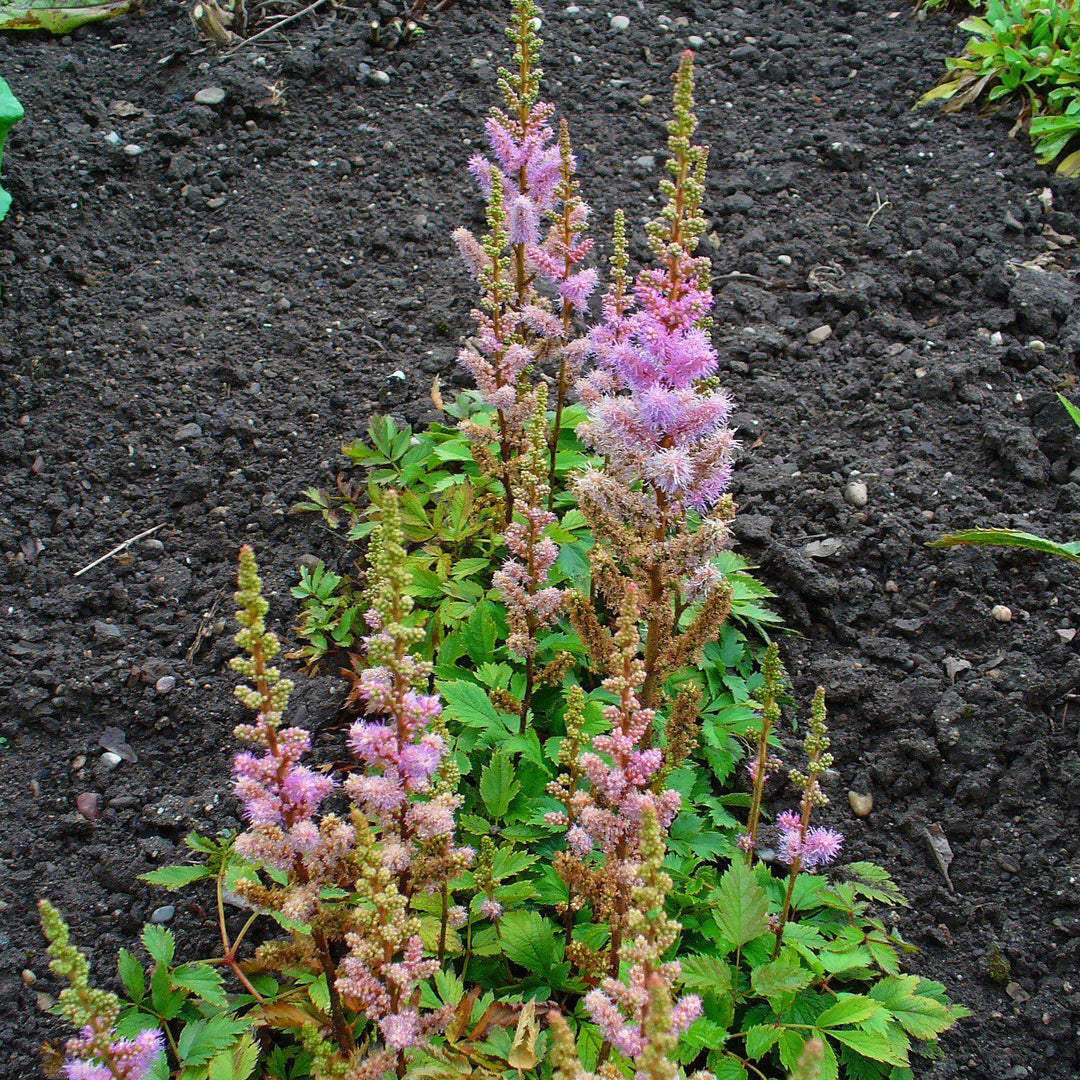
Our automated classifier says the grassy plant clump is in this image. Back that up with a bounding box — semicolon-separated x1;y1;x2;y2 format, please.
37;4;967;1079
920;0;1080;174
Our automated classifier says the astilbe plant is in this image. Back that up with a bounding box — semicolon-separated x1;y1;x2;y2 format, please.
34;8;972;1080
38;901;164;1080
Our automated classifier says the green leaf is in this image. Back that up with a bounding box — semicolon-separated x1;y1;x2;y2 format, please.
0;0;137;35
743;1024;783;1058
710;1057;748;1080
815;994;881;1029
440;680;512;732
1058;393;1080;432
930;528;1080;564
139;864;213;890
499;910;559;974
679;954;732;996
750;954;813;1001
480;753;519;818
869;976;957;1039
712;859;770;948
118;949;145;1003
172;964;228;1008
150;963;184;1020
461;602;498;665
141;925;175;966
207;1033;259;1080
828;1028;909;1067
176;1016;252;1069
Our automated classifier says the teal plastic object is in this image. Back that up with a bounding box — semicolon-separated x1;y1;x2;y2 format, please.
0;76;24;221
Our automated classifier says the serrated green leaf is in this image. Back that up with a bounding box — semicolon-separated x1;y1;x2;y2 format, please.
141;924;175;966
816;994;881;1029
118;949;145;1003
828;1027;909;1067
172;964;228;1008
499;910;559;974
743;1023;782;1058
480;753;519;818
150;963;184;1020
710;1058;747;1080
176;1016;252;1069
679;954;732;996
868;976;956;1039
207;1032;259;1080
139;864;213;890
713;859;770;949
750;954;813;1001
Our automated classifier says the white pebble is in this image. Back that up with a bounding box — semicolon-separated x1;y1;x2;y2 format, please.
1028;339;1046;352
844;480;868;508
991;604;1012;623
610;14;630;30
194;87;226;106
807;325;832;345
990;330;1003;346
687;34;704;48
123;144;142;157
100;751;123;771
777;254;792;266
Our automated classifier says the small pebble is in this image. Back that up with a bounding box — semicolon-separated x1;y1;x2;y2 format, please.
1028;339;1046;352
100;751;123;771
155;675;176;694
633;154;656;171
610;14;630;30
122;144;142;158
1056;628;1076;643
175;422;202;442
848;791;873;818
777;254;792;266
151;905;176;924
991;604;1012;623
71;754;87;771
21;969;36;986
193;87;226;106
142;538;165;555
885;580;898;593
367;69;391;86
844;480;868;508
76;792;100;821
565;5;580;13
807;324;832;345
687;34;704;48
990;330;1003;346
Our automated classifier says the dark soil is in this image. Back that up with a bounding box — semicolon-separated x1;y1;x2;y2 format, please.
2;0;1079;1076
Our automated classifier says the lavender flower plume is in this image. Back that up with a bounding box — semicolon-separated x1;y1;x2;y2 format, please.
345;489;473;893
39;900;165;1080
583;806;701;1062
229;547;346;905
578;52;735;514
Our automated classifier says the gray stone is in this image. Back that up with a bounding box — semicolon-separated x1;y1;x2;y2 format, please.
807;325;833;345
193;87;226;107
93;620;123;643
687;34;704;48
609;14;630;30
150;905;176;924
175;422;202;442
367;69;391;86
